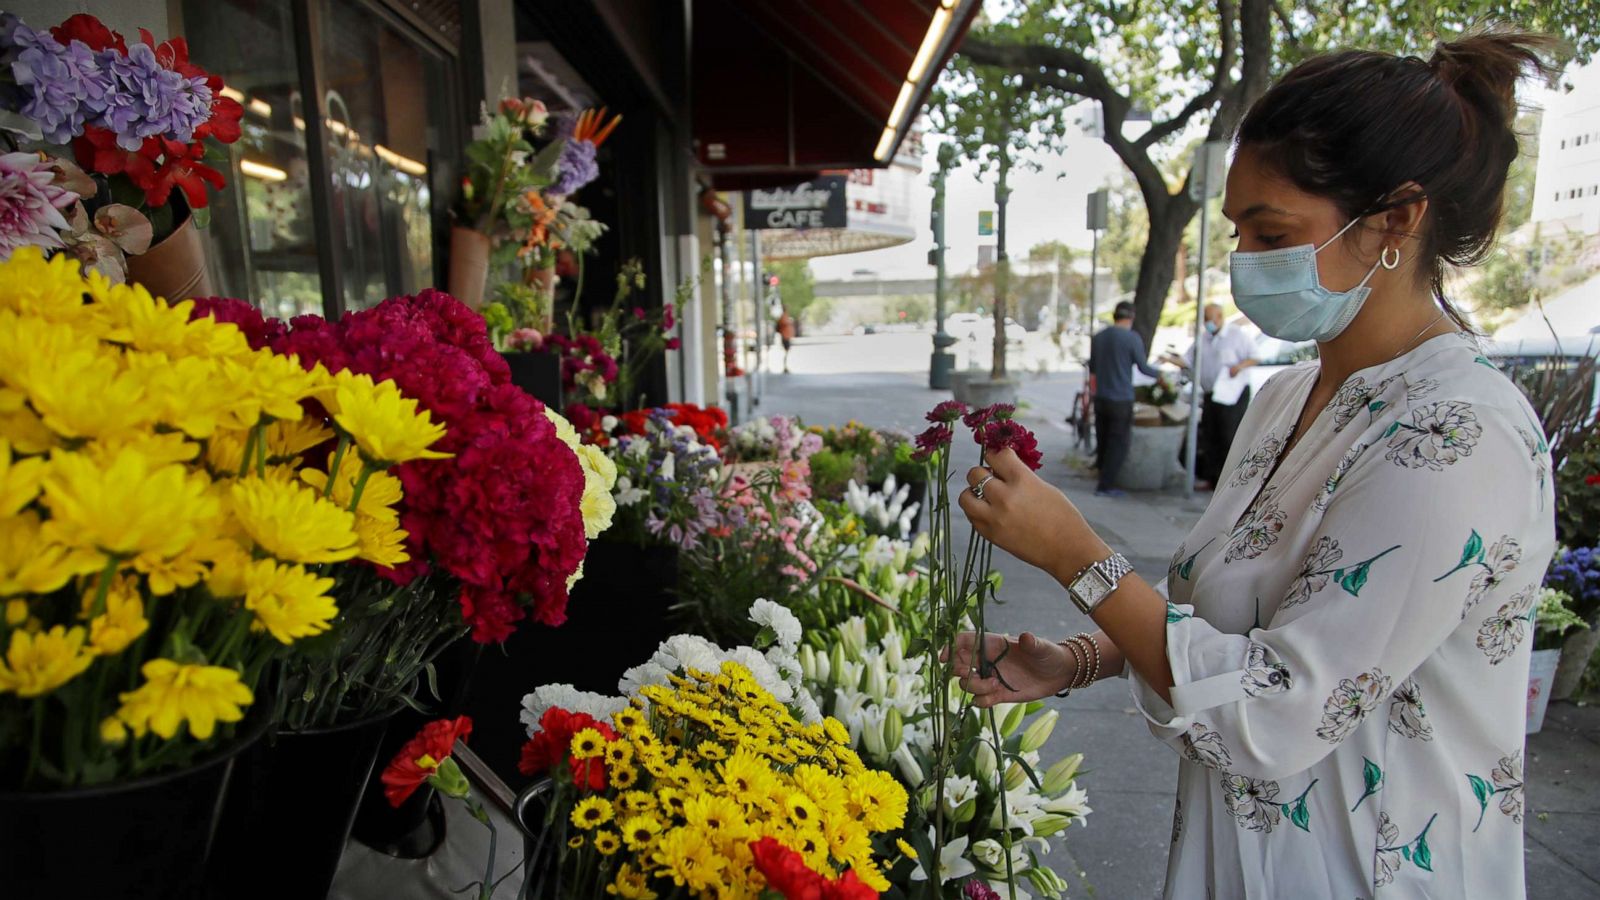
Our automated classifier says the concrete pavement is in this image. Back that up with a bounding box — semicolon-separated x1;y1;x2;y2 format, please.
762;332;1600;900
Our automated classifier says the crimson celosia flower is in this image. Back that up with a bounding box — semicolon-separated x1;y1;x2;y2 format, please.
381;715;472;807
962;880;1002;900
974;418;1043;471
187;297;286;350
750;837;878;899
518;707;616;791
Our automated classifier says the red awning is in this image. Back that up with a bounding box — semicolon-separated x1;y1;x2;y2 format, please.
693;0;979;190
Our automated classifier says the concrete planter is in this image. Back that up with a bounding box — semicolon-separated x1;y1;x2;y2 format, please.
1117;424;1186;492
950;370;976;404
1551;626;1600;701
963;377;1019;409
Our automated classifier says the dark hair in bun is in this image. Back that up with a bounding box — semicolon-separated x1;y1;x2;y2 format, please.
1236;29;1560;331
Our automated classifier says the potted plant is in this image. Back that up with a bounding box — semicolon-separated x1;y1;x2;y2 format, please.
0;13;245;298
0;249;395;898
1529;587;1588;733
1544;545;1600;702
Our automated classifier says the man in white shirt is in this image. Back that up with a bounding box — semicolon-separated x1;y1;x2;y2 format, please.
1164;304;1257;489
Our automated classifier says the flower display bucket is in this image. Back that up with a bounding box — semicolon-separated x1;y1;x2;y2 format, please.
503;349;564;411
458;540;680;787
126;200;214;302
513;778;562;900
447;226;491;308
0;710;268;900
1551;627;1600;701
207;703;402;899
1527;647;1562;734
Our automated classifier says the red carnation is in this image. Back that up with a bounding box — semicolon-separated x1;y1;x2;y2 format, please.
517;708;615;791
750;837;878;899
926;400;969;425
381;716;472;807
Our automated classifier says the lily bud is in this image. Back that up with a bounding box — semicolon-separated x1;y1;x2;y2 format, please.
974;741;997;781
866;657;891;700
970;838;1004;869
1020;709;1059;753
884;631;905;670
1031;814;1073;838
1000;702;1027;738
1042;752;1083;795
1027;865;1069;897
798;645;817;682
862;712;888;760
893;744;924;786
1004;759;1027;791
876;704;900;747
829;643;847;686
952;797;977;824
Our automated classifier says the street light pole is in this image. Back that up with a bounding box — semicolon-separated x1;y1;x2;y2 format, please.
929;143;956;389
1185;141;1227;494
751;229;764;408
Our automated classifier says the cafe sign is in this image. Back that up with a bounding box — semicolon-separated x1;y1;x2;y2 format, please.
744;176;848;230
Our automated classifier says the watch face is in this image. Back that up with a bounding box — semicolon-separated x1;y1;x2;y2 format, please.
1077;570;1113;607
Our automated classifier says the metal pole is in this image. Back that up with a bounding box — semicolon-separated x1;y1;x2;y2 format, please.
1185;154;1211;494
930;144;956;389
1088;228;1099;338
718;219;738;422
751;230;764;408
992;151;1010;380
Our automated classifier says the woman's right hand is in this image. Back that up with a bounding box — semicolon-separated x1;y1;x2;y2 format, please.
949;631;1074;707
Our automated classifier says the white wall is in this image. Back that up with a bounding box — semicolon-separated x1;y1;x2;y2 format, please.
7;1;175;40
1531;62;1600;235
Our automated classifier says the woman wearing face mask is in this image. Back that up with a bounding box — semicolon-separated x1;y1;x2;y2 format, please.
950;31;1558;899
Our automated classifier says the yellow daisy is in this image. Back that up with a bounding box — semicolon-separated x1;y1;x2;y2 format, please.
619;813;663;851
327;371;450;466
605;863;657;900
571;796;614;830
242;558;339;644
570;727;607;760
229;476;358;564
593;829;621;855
610;763;639;789
113;659;253;740
0;625;95;697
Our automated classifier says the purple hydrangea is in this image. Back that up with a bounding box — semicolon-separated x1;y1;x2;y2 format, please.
8;24;112;144
1546;545;1600;615
99;42;212;151
549;136;598;196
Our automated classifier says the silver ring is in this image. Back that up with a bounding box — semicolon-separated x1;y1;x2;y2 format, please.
971;474;996;500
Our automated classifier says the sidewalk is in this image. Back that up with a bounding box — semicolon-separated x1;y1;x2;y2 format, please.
760;350;1600;899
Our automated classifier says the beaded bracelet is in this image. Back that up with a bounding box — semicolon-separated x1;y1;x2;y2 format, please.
1055;633;1102;697
1055;637;1085;697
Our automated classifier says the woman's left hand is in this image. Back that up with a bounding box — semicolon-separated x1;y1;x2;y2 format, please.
958;449;1109;584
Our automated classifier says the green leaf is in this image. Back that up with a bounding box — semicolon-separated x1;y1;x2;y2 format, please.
1286;798;1311;832
1363;758;1383;794
1412;834;1433;872
1400;846;1411;862
1178;556;1196;580
1166;601;1191;624
1460;530;1484;568
1339;563;1371;596
1384;422;1401;438
1467;774;1493;812
1368;400;1386;413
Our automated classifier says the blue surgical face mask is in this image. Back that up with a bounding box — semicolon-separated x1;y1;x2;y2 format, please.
1229;217;1389;342
1203;320;1219;335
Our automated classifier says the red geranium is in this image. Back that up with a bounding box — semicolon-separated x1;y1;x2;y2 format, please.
1587;473;1600;486
619;403;727;449
518;707;616;791
749;837;878;899
381;716;473;807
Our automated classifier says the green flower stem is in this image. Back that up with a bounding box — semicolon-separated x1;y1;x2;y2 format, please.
24;697;44;786
238;425;259;478
87;554;120;619
986;707;1017;900
323;434;351;498
347;462;377;514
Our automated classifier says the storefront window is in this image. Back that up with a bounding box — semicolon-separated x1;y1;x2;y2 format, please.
183;0;456;317
184;0;322;319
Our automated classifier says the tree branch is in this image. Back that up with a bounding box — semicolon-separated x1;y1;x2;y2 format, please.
959;38;1128;110
1136;0;1237;150
1273;0;1301;53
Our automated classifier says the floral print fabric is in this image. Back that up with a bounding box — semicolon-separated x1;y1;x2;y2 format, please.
1129;334;1554;900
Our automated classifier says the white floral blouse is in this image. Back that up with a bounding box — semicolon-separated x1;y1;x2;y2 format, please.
1127;333;1555;899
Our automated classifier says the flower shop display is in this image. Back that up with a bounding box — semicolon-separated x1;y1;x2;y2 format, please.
1545;544;1600;701
514;600;910;898
543;259;682;417
1528;587;1589;730
725;413;824;467
845;475;922;540
0;249;435;896
0;12;245;297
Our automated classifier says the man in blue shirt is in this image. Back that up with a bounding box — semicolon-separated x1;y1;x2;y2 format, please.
1088;301;1162;496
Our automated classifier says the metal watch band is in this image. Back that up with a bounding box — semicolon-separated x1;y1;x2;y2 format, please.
1067;552;1133;615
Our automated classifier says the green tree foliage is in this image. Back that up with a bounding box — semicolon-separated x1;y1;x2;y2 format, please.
959;0;1599;345
770;259;817;323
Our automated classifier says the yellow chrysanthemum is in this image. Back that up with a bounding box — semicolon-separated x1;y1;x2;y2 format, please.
718;747;774;797
845;768;908;832
266;418;335;460
327;371;450;466
571;796;614;830
605;863;657;900
619;790;658;816
651;826;725;892
0;248;93;323
783;791;822;830
593;829;621;855
0;406;58;454
89;280;251;360
134;535;237;597
0;625;95;696
821;717;850;746
0;511;85;596
5;599;25;626
25;346;154;442
204;428;251;475
620;813;663;851
849;854;890;892
113;659;253;740
86;430;202;468
824;816;873;870
570;726;607;760
203;540;254;599
896;837;918;860
230;476;358;564
0;439;43;517
352;515;411;568
86;578;148;656
210;354;325;433
656;787;688;820
683;794;748;840
40;446;218;561
242;558;339;644
123;352;238;440
100;715;127;745
610;763;639;789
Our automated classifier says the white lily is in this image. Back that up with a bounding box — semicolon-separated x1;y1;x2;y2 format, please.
910;829;976;884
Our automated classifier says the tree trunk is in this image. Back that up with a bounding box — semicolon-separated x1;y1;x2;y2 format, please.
1131;194;1195;349
992;152;1011;380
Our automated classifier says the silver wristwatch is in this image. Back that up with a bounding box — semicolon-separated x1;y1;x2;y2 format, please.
1066;552;1133;615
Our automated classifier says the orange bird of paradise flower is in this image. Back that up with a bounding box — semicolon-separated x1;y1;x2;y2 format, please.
572;107;622;148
